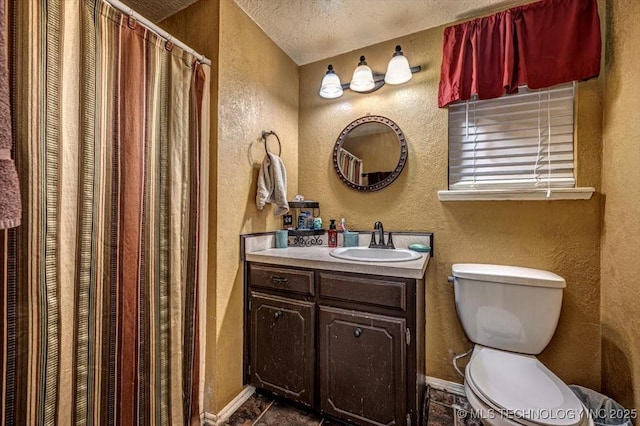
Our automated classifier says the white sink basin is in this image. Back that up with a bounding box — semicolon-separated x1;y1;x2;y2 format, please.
329;247;422;263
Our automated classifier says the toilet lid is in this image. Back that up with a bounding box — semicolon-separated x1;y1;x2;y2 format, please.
467;347;585;426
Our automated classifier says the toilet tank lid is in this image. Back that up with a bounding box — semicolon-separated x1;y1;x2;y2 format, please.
452;264;566;288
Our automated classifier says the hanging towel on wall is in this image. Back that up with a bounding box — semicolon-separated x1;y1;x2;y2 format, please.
256;152;289;215
0;0;21;229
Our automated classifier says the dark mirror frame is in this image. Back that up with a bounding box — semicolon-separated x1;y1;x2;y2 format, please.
332;115;408;192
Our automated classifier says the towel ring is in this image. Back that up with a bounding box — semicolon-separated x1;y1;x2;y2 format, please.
261;130;281;156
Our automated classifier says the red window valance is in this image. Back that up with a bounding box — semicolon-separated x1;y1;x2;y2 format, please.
438;0;601;108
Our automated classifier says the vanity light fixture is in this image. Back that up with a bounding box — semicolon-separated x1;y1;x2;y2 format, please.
319;45;421;99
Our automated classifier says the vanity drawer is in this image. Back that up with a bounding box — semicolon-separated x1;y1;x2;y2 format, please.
318;272;408;311
249;264;315;296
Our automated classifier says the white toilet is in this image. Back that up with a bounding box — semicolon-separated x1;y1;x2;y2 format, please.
451;263;593;426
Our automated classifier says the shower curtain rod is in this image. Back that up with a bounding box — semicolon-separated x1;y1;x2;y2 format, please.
103;0;212;66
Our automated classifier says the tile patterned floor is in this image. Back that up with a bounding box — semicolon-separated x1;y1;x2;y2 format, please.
425;387;482;426
221;386;478;426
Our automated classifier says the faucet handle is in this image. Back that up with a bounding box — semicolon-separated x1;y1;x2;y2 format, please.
368;232;377;248
386;232;395;249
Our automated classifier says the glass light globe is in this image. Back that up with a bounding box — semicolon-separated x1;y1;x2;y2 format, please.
349;56;375;92
384;46;412;85
319;65;343;99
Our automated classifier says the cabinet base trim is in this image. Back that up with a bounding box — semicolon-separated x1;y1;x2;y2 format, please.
201;385;256;425
425;376;465;397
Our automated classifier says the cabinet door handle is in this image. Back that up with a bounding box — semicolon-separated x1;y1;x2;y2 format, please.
274;311;282;319
270;275;288;285
354;327;362;338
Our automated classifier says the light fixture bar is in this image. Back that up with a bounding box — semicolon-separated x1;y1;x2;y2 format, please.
320;45;422;98
339;65;421;90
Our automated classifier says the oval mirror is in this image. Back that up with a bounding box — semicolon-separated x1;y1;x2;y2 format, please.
332;115;408;192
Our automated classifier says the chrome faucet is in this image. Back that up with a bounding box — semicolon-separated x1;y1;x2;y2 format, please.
369;221;395;249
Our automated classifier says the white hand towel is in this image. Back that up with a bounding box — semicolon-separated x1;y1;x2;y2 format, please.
256;152;289;215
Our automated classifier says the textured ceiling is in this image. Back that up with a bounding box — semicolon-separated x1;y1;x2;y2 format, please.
118;0;199;22
118;0;524;65
232;0;524;65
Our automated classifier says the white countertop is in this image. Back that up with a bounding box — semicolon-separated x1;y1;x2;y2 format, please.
245;246;430;279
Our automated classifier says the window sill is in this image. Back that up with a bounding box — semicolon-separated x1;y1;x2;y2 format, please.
437;187;595;201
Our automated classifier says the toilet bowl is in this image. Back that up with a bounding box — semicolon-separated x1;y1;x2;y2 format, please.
463;346;593;426
451;264;594;426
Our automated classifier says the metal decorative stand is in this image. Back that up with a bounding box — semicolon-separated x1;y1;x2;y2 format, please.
286;201;325;247
289;230;324;247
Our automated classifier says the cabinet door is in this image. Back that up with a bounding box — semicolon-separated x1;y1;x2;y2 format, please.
319;306;406;426
250;292;315;406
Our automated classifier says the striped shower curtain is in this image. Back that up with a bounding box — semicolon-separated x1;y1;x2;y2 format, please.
1;0;209;425
338;148;363;186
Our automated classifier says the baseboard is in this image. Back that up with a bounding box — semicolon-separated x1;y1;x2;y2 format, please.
425;376;465;397
200;411;217;426
199;380;462;424
200;385;256;425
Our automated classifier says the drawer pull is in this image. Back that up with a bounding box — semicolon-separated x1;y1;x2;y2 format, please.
274;311;282;319
354;327;362;338
270;275;288;285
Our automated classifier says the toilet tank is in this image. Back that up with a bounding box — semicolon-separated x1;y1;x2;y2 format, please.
452;264;566;355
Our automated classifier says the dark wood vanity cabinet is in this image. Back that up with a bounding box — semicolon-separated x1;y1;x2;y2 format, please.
250;292;315;406
246;263;425;426
319;306;407;425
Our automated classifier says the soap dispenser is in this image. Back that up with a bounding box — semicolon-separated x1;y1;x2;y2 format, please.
328;219;338;247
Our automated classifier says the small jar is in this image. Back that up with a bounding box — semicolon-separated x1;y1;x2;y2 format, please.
298;213;307;229
306;211;314;229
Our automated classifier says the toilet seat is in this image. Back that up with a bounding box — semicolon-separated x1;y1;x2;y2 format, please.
466;346;587;426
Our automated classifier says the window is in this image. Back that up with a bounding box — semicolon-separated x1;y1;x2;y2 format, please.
439;82;592;200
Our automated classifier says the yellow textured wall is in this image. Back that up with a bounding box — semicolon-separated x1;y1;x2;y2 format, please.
215;0;299;410
162;0;299;412
601;0;640;411
299;28;603;387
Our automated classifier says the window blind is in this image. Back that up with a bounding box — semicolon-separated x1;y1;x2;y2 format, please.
448;83;575;190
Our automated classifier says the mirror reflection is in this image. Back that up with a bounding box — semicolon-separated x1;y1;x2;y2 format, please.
333;116;407;192
339;122;400;185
